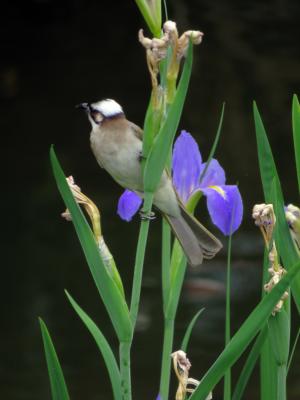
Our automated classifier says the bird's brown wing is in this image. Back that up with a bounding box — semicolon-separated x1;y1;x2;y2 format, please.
129;121;143;141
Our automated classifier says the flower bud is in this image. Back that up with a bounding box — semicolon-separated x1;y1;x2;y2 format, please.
171;350;212;400
252;203;276;246
138;29;153;49
185;30;204;45
285;203;300;250
264;241;288;315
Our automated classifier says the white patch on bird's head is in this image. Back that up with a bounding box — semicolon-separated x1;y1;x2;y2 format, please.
90;99;124;118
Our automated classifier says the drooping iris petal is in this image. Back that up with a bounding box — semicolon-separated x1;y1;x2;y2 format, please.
201;185;243;235
199;158;226;187
117;190;142;222
172;130;202;203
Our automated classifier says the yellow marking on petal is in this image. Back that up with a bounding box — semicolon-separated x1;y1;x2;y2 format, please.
209;185;226;199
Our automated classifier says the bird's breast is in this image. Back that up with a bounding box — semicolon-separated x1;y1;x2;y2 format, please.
90;127;143;191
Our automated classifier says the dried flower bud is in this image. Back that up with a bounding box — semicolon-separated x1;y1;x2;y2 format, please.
163;20;178;44
185;30;204;45
285;204;300;221
138;29;153;49
163;20;177;34
61;176;125;297
177;29;204;58
61;210;72;221
172;350;191;373
252;203;276;246
172;350;212;400
61;176;101;241
264;241;288;315
285;203;300;250
138;19;205;108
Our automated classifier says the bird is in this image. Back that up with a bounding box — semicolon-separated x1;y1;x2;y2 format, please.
77;98;222;266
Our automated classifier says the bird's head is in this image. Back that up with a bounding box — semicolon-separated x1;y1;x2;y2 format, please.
77;99;124;128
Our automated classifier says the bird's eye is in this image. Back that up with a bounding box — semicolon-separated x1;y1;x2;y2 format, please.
90;109;103;124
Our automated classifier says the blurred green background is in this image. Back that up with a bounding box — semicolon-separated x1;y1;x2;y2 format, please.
1;1;300;399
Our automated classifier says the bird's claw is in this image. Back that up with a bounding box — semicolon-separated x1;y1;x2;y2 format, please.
139;210;156;220
138;151;146;163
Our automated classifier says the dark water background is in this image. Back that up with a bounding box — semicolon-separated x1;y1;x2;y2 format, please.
1;0;300;399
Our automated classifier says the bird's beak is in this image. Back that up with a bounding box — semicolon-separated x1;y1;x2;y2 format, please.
76;102;90;111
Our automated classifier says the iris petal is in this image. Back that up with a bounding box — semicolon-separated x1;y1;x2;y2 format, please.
172;130;202;203
199;159;226;187
117;190;142;222
201;185;243;235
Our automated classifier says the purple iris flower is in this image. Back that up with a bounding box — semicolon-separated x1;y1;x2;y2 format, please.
117;130;243;235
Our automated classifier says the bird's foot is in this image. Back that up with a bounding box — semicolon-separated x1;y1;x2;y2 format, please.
138;151;147;163
139;210;156;220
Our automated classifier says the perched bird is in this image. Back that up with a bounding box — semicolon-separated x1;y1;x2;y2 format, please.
78;99;222;266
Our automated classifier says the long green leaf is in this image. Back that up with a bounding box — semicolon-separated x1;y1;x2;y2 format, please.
232;327;267;400
50;148;132;342
143;42;193;193
181;308;205;352
292;94;300;192
65;291;122;400
199;103;225;183
39;318;70;400
268;310;290;366
134;0;161;37
260;245;277;400
189;258;300;400
253;102;300;313
260;336;277;400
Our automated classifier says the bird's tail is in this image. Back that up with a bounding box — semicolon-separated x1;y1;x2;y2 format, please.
164;203;222;267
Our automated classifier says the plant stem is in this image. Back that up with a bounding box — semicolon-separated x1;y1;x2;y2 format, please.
224;234;232;400
127;193;153;400
130;193;153;329
162;218;171;310
277;364;286;400
120;341;132;400
261;339;277;400
287;326;300;372
159;318;175;400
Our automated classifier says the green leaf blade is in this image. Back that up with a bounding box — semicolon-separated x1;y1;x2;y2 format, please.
39;318;70;400
199;103;225;184
189;259;300;400
181;308;205;352
232;327;267;400
50;147;132;342
268;310;290;366
65;291;122;400
253;101;277;202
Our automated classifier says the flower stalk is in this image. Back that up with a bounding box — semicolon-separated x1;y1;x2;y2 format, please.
119;341;132;400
